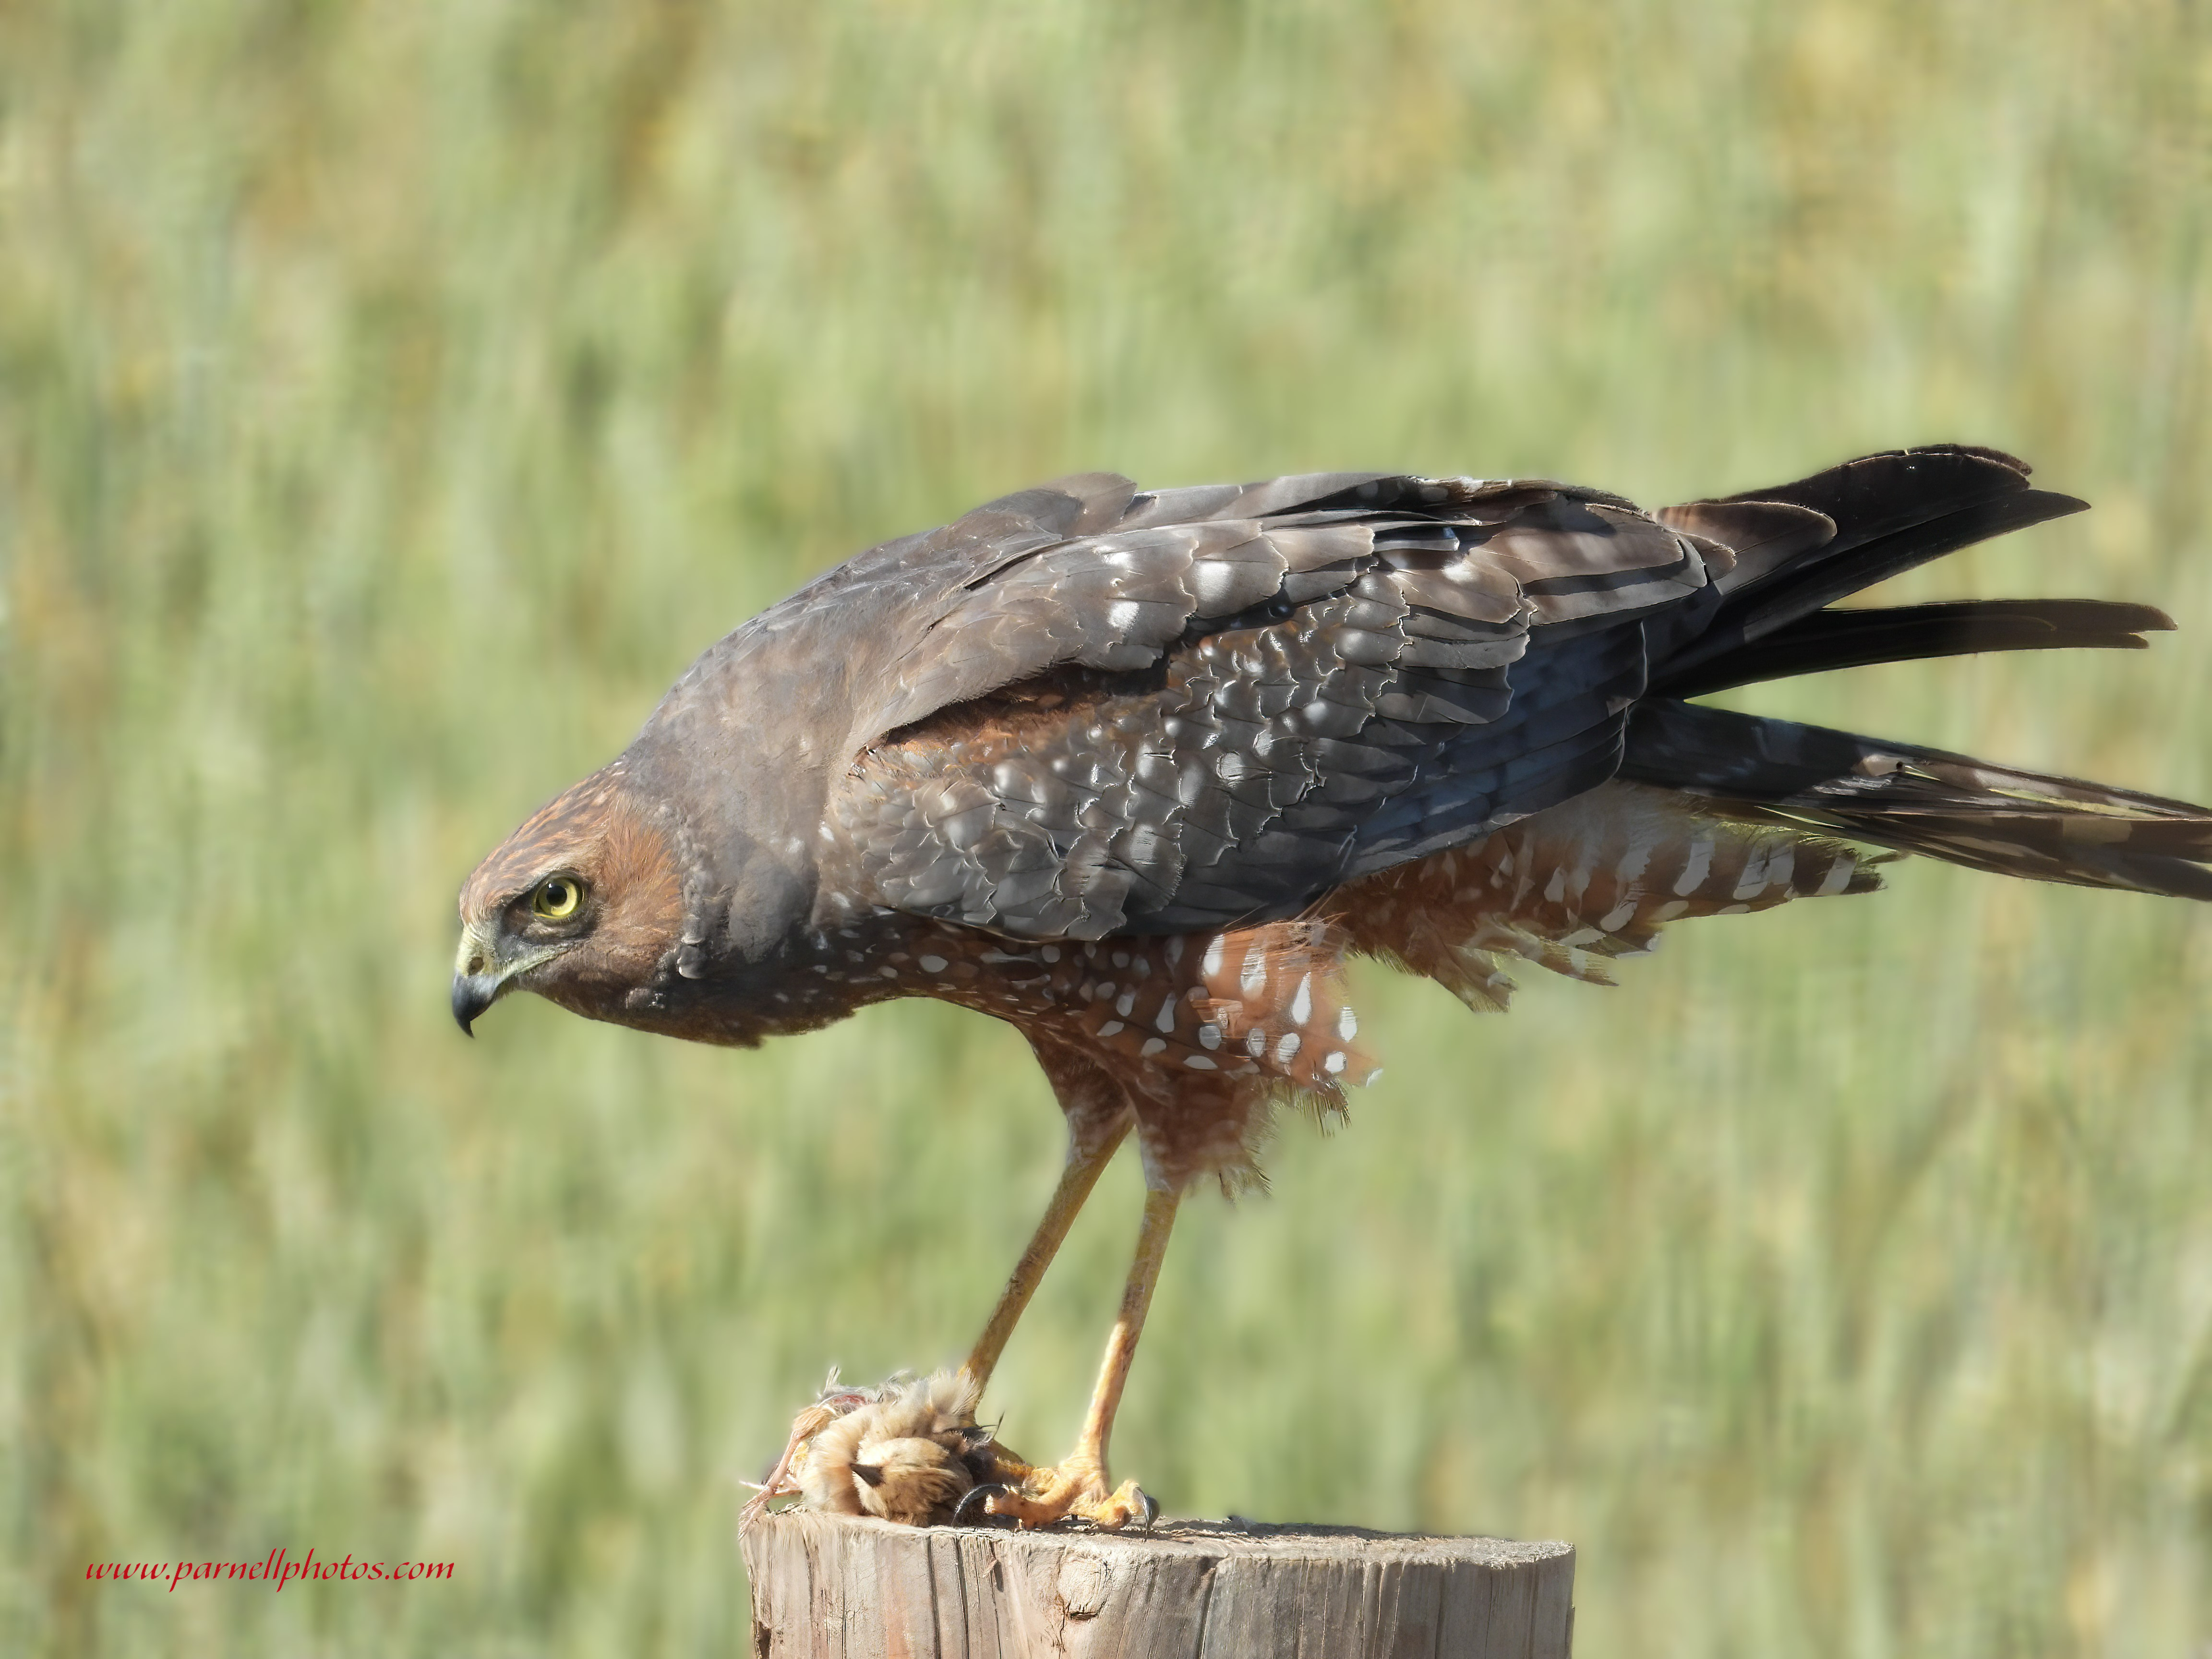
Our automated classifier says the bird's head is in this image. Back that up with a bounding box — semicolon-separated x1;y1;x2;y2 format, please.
451;764;686;1034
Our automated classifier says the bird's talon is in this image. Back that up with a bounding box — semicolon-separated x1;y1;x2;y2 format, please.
953;1483;1016;1528
977;1467;1157;1531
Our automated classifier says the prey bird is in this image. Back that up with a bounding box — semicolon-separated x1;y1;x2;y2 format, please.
455;445;2211;1529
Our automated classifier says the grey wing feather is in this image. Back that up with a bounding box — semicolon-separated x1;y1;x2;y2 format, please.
824;471;1731;938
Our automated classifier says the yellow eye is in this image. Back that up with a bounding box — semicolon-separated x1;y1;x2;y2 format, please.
532;876;585;920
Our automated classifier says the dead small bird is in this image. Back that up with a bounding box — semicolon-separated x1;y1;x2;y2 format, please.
744;1367;1163;1531
776;1371;1011;1527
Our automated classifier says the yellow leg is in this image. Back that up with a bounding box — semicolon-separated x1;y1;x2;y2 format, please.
982;1184;1180;1529
961;1122;1129;1392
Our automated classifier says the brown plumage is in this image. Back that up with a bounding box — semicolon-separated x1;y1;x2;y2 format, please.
456;445;2211;1529
793;1372;1000;1527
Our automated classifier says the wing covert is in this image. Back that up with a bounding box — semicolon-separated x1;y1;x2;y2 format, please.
821;471;1732;938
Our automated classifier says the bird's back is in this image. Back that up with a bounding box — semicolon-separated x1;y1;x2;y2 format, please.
790;469;1744;940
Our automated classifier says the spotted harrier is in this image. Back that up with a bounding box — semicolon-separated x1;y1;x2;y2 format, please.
454;446;2209;1528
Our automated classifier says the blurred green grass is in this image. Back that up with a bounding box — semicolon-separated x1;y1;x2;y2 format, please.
3;0;2208;1653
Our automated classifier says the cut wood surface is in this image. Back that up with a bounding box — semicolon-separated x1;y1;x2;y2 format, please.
742;1509;1575;1658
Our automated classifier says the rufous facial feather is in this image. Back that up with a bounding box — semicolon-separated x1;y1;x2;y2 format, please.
452;764;684;1034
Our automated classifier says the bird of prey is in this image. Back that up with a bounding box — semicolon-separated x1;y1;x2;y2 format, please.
455;445;2211;1530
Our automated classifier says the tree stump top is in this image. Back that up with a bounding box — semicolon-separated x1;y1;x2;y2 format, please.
743;1509;1575;1658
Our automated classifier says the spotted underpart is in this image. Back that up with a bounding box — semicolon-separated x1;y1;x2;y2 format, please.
843;914;1375;1190
1340;780;1882;1009
763;780;1874;1190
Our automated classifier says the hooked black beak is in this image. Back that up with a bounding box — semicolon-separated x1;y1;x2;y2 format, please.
451;972;497;1036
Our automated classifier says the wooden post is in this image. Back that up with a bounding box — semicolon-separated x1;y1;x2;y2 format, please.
742;1510;1575;1657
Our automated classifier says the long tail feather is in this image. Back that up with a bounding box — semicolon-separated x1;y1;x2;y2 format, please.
1648;446;2091;691
1654;598;2174;699
1620;701;2212;902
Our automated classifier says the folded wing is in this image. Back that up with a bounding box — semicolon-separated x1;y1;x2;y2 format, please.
824;471;1732;938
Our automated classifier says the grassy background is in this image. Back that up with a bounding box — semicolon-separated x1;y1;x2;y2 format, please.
4;0;2209;1653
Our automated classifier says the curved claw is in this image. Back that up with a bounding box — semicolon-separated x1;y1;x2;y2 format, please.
1133;1486;1160;1533
954;1483;1017;1529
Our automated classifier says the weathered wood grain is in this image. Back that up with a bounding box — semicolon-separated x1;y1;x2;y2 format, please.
741;1510;1575;1657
